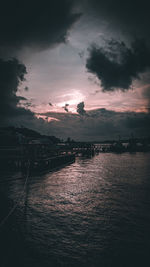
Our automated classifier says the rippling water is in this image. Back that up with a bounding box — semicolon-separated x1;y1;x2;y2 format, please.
0;153;150;267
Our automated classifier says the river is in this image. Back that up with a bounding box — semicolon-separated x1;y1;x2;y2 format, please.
0;152;150;267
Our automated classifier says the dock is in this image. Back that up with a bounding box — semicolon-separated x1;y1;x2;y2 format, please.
0;144;75;174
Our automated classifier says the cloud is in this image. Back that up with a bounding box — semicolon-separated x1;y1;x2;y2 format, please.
125;113;150;132
63;103;69;112
85;0;150;41
77;101;86;115
0;58;34;124
24;86;29;91
142;85;150;111
86;39;150;91
0;1;81;127
0;0;80;55
39;109;150;141
78;51;84;58
0;58;55;133
21;100;36;109
142;85;150;99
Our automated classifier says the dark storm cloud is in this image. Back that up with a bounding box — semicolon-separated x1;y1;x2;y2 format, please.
17;96;27;101
21;100;36;109
78;51;84;58
0;58;34;124
24;86;29;91
85;0;150;40
0;58;50;131
142;85;150;111
142;86;150;99
125;113;150;133
63;104;69;112
86;39;150;91
0;0;81;126
77;102;86;115
40;109;150;141
0;0;80;54
89;108;116;118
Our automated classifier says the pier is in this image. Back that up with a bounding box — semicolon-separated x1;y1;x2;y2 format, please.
0;139;97;175
0;144;75;174
58;142;95;157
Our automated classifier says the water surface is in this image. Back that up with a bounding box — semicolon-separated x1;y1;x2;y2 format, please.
0;153;150;267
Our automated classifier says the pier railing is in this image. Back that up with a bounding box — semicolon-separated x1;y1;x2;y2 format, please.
0;144;75;172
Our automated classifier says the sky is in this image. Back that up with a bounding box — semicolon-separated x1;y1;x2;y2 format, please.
0;0;150;141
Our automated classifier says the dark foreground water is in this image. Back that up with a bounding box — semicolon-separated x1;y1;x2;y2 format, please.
0;153;150;267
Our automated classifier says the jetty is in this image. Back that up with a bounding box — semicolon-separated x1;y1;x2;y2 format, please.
58;142;95;157
0;144;75;174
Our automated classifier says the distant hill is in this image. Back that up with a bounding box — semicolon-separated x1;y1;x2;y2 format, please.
0;127;60;146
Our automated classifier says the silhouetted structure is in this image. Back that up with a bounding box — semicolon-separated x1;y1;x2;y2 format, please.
0;127;75;174
58;142;95;157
